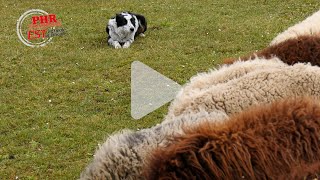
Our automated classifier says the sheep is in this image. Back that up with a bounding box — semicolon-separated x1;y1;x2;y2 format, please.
165;58;320;122
223;35;320;66
80;59;320;179
79;110;228;180
144;97;320;179
270;10;320;45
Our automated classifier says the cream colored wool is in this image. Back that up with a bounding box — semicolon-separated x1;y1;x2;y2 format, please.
174;57;285;104
166;58;320;121
81;57;320;179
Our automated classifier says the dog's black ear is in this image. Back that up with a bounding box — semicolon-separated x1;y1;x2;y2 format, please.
135;14;147;32
115;13;127;27
115;13;122;22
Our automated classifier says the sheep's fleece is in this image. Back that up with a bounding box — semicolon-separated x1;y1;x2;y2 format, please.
79;110;228;180
270;10;320;45
81;57;320;179
165;58;320;122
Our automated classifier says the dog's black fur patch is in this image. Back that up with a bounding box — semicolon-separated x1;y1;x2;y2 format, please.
130;17;136;29
132;13;147;36
116;14;127;27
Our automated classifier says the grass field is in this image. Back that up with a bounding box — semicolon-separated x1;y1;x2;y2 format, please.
1;0;319;179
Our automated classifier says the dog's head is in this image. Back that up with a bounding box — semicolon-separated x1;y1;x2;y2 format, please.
115;12;138;37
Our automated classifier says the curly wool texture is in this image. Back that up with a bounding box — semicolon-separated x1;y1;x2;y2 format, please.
145;97;320;179
223;35;320;66
164;58;286;122
80;110;228;180
176;58;285;100
270;10;320;45
278;161;320;180
165;59;320;122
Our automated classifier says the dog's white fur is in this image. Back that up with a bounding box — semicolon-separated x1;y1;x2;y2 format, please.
107;12;139;49
270;10;320;45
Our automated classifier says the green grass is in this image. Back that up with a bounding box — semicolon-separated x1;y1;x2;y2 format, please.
1;0;319;179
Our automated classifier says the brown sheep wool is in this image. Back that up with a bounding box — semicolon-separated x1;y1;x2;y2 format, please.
144;97;320;179
278;161;320;180
223;35;320;66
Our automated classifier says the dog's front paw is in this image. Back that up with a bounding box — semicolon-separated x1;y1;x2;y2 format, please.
113;41;122;49
114;44;122;49
122;42;131;48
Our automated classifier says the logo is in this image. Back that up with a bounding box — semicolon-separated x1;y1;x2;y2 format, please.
17;9;65;47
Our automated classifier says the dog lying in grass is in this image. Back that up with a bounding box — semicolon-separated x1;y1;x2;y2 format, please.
106;12;147;48
145;97;320;179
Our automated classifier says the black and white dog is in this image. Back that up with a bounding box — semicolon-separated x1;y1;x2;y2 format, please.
106;12;147;48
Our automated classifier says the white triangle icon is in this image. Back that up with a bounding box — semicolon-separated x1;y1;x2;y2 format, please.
131;61;182;119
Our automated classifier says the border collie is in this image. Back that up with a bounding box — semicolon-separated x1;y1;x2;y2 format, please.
106;12;147;48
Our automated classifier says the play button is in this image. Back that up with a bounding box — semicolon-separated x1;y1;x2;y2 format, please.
131;61;182;119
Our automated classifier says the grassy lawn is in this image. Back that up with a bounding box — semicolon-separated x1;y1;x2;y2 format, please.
1;0;319;179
